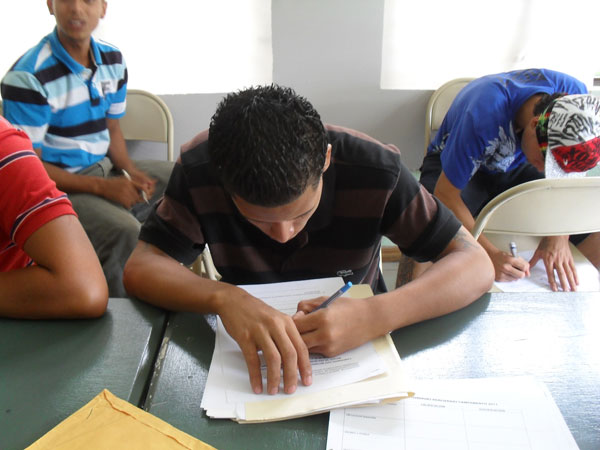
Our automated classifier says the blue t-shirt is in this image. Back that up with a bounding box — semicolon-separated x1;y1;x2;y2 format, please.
1;28;128;172
428;69;587;189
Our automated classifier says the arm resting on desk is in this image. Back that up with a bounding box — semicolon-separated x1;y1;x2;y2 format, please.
123;241;312;397
0;215;108;319
294;226;494;356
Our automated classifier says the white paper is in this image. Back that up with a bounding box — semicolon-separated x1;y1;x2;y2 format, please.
201;278;392;420
327;377;578;450
218;317;385;403
495;249;600;292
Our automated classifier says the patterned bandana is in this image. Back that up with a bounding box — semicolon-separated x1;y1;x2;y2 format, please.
537;94;600;178
535;97;560;155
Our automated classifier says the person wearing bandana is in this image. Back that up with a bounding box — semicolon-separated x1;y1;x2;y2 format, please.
416;68;600;292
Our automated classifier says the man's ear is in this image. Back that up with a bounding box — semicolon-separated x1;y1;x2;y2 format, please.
530;115;539;129
47;0;54;15
322;144;332;172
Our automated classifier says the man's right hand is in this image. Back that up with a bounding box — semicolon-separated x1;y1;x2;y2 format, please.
490;249;530;282
101;176;145;209
215;287;312;395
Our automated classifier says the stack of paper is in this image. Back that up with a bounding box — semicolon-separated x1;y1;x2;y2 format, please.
327;376;578;450
201;277;412;423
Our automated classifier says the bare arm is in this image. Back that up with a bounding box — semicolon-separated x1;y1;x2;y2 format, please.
123;241;312;395
36;118;151;208
295;226;494;356
435;171;577;291
0;215;108;319
434;171;530;282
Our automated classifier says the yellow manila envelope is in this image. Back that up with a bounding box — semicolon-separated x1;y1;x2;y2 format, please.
27;389;216;450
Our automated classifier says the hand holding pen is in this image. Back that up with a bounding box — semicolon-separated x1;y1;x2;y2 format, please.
311;281;353;313
122;169;150;204
505;241;530;279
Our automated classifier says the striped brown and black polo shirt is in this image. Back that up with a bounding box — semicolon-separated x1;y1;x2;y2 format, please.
140;125;461;292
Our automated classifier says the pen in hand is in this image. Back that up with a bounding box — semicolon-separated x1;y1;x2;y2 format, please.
311;281;353;313
122;169;149;204
509;241;518;258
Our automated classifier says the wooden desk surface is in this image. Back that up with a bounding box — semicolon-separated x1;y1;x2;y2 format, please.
0;298;167;450
145;291;599;450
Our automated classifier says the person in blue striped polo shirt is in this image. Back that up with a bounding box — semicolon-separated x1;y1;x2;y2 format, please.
1;0;173;297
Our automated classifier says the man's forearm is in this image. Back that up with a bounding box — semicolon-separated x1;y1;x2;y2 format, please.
123;243;238;314
434;181;501;258
0;265;104;319
371;233;493;334
42;160;105;195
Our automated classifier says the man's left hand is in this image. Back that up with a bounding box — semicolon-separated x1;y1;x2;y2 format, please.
529;235;578;292
293;296;376;357
126;167;156;199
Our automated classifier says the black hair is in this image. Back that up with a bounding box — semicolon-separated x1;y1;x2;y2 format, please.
533;92;566;116
208;84;328;207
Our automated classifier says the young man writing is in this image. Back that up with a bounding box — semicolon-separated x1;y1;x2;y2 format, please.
1;0;173;297
124;85;494;396
417;69;600;291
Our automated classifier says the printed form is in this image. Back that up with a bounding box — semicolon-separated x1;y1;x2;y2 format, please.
201;278;410;422
327;377;577;450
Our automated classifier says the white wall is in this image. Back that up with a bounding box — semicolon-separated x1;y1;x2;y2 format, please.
4;0;599;170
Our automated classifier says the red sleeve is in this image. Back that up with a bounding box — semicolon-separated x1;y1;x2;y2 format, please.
0;121;76;250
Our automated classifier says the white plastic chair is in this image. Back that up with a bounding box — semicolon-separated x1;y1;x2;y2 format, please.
472;177;600;291
472;177;600;240
120;89;174;162
424;78;474;154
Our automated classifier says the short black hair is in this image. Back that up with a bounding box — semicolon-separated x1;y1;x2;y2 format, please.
533;92;566;116
208;85;328;207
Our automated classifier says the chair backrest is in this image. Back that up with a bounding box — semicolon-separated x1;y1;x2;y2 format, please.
424;78;474;154
120;89;174;161
472;177;600;240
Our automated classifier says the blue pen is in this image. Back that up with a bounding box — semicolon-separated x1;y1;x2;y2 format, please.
312;281;353;312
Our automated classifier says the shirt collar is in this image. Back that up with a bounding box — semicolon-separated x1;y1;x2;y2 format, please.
48;27;102;74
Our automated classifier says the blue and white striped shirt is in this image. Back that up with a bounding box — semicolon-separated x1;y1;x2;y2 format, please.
1;28;127;172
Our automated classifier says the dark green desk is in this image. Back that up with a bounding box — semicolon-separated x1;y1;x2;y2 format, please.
0;298;167;450
145;291;600;450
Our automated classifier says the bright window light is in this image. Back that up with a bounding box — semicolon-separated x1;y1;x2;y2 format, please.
381;0;600;90
1;0;272;95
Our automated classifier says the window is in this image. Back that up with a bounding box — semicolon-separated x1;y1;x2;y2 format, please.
1;0;272;95
381;0;600;90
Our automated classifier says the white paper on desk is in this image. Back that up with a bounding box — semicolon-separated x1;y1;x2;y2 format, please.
219;322;385;403
495;249;600;292
201;278;391;420
327;376;578;450
225;279;384;399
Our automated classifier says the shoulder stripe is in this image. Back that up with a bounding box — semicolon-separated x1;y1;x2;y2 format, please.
100;50;123;65
10;194;70;242
1;84;47;105
0;150;38;171
36;61;70;84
